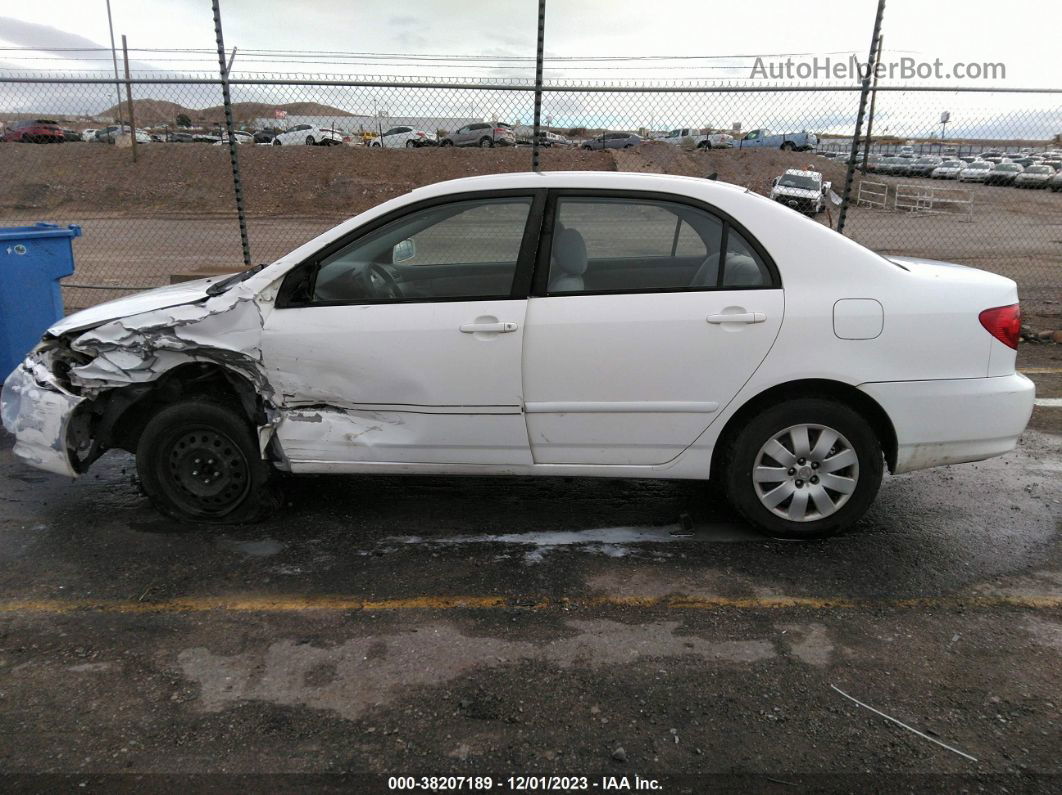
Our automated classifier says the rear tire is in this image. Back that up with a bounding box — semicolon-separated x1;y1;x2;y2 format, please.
136;401;279;524
781;142;796;151
480;137;494;148
305;135;315;145
722;398;883;539
405;139;416;148
272;139;281;146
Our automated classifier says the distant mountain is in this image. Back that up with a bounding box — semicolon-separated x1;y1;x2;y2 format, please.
98;99;355;126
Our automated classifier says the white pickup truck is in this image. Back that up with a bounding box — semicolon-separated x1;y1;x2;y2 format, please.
657;127;734;149
769;168;829;215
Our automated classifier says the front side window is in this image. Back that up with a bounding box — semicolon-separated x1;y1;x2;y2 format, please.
544;197;772;295
283;198;533;305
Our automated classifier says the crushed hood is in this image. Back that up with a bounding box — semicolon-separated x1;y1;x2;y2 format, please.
48;275;236;337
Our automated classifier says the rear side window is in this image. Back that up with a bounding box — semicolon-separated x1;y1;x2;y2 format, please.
544;196;773;295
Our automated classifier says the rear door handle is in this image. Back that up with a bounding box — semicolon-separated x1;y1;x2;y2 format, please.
459;321;519;333
706;312;766;324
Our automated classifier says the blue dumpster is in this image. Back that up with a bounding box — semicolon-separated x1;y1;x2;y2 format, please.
0;223;81;379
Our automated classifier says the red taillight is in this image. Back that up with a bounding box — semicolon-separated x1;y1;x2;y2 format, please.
978;304;1021;349
495;128;508;134
416;131;425;137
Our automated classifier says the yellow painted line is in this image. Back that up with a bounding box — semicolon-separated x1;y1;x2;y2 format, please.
1020;367;1062;374
0;593;1059;614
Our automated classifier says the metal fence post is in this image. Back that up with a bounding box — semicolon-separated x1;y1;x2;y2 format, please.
837;0;886;235
121;35;138;163
211;0;252;267
531;0;546;172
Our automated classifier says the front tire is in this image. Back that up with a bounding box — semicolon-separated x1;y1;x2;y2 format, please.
272;139;281;146
136;401;279;524
722;398;883;539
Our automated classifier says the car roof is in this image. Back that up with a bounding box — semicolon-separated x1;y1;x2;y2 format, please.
407;171;748;200
782;169;820;178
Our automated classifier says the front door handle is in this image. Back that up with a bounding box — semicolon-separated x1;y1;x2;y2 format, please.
459;321;519;333
706;312;766;324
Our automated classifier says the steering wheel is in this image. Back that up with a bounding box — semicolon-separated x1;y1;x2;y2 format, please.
366;263;403;299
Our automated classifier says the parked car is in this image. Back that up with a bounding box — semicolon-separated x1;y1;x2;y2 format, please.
985;162;1023;185
1;171;1033;539
253;127;283;144
2;119;64;143
957;155;978;164
213;131;255;145
897;146;916;158
875;156;908;175
271;124;337;146
60;128;82;142
1050;170;1062;192
907;156;944;177
94;125;151;144
734;128;817;151
317;128;347;146
80;128;99;142
438;122;514;148
1013;165;1054;188
958;161;993;182
582;132;642;150
769;169;828;214
166;131;194;143
930;160;965;179
369;125;438;148
659;128;734;149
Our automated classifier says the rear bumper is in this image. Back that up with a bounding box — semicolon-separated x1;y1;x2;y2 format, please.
860;373;1035;474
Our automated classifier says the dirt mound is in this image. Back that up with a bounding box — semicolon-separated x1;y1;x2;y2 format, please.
614;141;850;193
0;141;851;220
99;99;357;127
0;144;615;217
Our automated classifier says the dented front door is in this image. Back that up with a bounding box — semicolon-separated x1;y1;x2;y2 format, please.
261;300;531;466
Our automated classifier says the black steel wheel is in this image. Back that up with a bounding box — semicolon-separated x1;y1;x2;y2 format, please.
136;401;279;523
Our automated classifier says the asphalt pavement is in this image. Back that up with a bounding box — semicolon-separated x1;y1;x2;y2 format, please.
0;361;1059;791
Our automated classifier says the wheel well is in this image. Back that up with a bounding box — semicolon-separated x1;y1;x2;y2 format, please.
91;363;264;454
709;379;898;478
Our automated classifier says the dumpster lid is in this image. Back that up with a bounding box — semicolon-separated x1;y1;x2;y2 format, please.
0;222;82;241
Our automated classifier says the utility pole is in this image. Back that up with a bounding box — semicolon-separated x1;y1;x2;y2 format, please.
105;0;123;129
122;35;137;162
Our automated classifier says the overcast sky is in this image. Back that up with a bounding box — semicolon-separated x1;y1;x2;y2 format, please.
1;1;1059;139
1;0;1059;85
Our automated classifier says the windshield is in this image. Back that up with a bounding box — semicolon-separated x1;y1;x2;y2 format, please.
968;162;990;169
778;174;820;190
1026;166;1051;174
996;164;1020;171
941;161;964;168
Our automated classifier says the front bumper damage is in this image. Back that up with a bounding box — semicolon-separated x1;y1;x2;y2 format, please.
1;282;281;479
2;359;85;477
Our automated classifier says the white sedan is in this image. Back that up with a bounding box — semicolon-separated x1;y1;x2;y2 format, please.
1;172;1034;538
370;126;437;148
271;124;335;146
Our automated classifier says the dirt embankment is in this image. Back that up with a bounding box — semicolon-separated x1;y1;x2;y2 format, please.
0;141;848;218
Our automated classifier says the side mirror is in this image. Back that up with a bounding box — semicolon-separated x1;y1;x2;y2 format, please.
771;177;779;186
393;239;416;263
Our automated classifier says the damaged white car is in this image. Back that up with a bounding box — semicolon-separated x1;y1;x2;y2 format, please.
1;172;1035;537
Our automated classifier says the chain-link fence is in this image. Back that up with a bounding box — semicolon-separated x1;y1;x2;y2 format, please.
1;73;1059;311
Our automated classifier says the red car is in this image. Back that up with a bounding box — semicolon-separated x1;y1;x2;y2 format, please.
2;119;65;143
